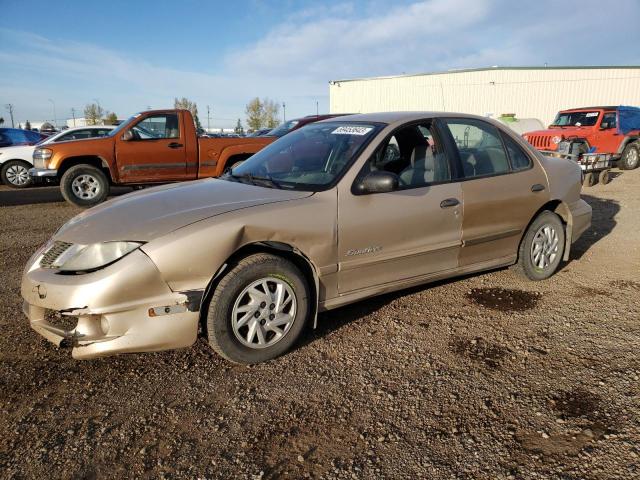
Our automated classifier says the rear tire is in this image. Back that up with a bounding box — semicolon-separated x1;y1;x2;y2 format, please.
516;211;565;281
598;169;610;185
206;253;310;364
60;165;110;208
619;144;639;170
1;160;32;188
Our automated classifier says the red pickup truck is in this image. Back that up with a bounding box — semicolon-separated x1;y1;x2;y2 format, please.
523;106;640;170
30;109;275;207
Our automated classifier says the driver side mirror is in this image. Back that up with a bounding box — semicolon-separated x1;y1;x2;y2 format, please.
122;129;134;141
353;171;399;195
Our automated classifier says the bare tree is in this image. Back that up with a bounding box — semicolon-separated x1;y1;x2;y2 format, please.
174;97;202;130
84;103;104;125
245;97;281;130
262;99;280;128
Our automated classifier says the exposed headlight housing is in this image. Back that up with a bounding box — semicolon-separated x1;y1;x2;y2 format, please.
42;241;143;272
552;135;563;145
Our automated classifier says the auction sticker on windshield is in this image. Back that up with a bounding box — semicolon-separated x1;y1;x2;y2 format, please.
331;126;373;135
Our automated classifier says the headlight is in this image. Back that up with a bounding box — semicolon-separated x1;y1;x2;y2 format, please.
51;241;143;272
33;148;53;161
552;135;563;144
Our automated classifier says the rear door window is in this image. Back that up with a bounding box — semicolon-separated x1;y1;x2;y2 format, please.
442;119;510;178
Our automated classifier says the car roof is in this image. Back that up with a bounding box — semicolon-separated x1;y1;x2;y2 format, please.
316;111;495;126
65;125;116;131
559;106;617;112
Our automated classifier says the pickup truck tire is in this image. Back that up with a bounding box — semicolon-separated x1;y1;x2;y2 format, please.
1;160;32;188
619;144;639;170
60;165;110;208
516;211;565;281
206;253;310;364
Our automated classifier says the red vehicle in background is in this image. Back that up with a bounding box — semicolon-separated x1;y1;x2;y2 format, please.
523;106;640;170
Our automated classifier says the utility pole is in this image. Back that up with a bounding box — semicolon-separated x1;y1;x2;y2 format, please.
282;102;286;122
207;105;211;131
71;108;76;127
48;99;57;128
5;104;15;128
316;101;319;116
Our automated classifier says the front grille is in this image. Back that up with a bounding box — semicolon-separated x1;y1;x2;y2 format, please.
40;241;73;268
527;135;551;149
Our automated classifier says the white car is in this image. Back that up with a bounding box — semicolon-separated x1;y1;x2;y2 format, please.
0;126;115;188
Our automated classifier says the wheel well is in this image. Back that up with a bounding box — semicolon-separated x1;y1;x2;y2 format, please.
2;159;31;166
198;242;319;336
517;200;570;260
58;156;112;182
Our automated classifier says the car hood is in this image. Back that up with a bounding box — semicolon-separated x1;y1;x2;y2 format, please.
524;127;589;137
55;178;312;244
0;144;35;158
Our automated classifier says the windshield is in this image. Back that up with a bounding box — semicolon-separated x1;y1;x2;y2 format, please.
267;119;300;137
226;121;381;191
551;111;600;127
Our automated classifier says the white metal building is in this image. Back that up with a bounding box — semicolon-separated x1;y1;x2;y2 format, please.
329;66;640;126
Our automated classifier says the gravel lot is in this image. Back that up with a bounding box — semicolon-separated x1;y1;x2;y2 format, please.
1;172;639;479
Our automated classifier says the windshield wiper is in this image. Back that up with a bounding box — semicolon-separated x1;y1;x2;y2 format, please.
228;172;282;189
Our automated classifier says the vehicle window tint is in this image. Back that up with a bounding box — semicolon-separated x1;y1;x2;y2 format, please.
501;133;532;171
362;122;450;188
230;122;379;190
5;129;28;145
65;130;94;140
600;112;617;130
26;131;42;143
94;129;111;137
443;119;510;178
132;114;180;139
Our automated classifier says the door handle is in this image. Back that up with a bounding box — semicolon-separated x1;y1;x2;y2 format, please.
531;184;546;192
440;198;460;208
168;142;183;149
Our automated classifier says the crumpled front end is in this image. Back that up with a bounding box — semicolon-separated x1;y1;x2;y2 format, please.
21;245;201;359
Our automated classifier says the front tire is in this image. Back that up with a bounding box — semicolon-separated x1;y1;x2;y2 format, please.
619;144;639;170
60;164;110;208
1;160;32;188
206;253;310;364
517;211;565;281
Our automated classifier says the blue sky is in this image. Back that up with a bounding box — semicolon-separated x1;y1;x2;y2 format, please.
1;0;639;128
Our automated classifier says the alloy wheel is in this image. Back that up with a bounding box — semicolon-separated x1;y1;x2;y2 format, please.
71;174;101;200
6;164;30;186
530;224;559;270
231;277;297;349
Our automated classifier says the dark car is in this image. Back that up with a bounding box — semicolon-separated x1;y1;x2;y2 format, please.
267;114;353;138
0;128;45;148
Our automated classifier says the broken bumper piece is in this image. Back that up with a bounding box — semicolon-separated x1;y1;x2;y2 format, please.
21;249;202;359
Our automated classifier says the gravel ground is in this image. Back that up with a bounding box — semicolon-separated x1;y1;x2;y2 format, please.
0;172;639;480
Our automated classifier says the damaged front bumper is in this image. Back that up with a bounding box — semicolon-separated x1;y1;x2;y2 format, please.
21;248;202;359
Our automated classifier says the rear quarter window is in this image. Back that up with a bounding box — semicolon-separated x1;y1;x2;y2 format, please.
501;133;533;171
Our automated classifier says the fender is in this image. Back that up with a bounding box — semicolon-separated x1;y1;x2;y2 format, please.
215;142;271;176
199;240;321;331
616;135;640;155
56;155;116;181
